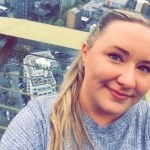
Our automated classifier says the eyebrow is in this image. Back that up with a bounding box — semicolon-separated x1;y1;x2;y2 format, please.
141;60;150;65
113;46;129;55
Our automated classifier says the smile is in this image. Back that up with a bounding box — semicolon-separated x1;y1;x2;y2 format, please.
107;86;132;100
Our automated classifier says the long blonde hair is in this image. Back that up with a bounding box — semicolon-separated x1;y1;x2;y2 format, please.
49;9;150;150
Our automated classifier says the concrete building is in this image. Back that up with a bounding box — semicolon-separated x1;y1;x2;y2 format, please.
23;51;58;99
82;0;103;19
0;0;5;5
135;0;144;12
31;8;51;21
105;0;128;8
66;7;82;29
134;0;149;12
59;0;75;7
2;0;13;7
40;0;59;15
0;5;8;16
35;1;41;8
146;4;150;18
140;2;149;15
12;0;37;18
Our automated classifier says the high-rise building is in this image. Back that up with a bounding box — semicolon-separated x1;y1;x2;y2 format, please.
140;2;149;15
12;0;36;18
146;4;150;18
23;51;58;99
0;0;5;5
66;7;82;29
105;0;128;8
82;0;103;19
134;0;150;12
59;0;75;7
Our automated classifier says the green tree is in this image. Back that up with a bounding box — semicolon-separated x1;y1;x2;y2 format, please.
75;0;84;6
61;5;73;24
14;44;29;60
19;70;23;77
53;19;64;27
9;96;16;105
61;11;68;24
0;119;6;126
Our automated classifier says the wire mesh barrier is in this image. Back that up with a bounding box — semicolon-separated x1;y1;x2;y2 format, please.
0;39;79;140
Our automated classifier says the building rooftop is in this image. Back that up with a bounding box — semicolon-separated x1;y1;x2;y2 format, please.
24;51;56;87
32;8;51;16
0;5;8;11
83;0;103;11
70;7;82;14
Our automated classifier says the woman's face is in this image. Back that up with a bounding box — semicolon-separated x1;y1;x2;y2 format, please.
80;21;150;118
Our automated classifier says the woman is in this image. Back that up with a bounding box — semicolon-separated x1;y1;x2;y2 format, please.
1;9;150;150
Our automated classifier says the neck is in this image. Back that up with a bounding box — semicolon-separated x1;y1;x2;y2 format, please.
79;95;122;127
82;109;122;127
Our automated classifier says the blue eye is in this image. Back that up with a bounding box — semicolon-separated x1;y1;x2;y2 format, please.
109;53;123;62
138;66;150;73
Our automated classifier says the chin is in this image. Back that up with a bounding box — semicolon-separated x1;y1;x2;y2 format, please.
103;106;130;116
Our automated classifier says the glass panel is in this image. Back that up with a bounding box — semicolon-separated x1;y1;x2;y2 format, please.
0;36;79;139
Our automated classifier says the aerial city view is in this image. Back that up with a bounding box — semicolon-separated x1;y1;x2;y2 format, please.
0;0;150;140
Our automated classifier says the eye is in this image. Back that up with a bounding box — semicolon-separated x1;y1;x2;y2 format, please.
138;66;150;73
108;53;123;62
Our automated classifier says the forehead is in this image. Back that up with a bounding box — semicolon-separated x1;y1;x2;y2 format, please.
90;21;150;60
95;21;150;52
101;21;150;40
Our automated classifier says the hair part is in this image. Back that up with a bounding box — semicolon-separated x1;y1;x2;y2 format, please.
49;9;150;150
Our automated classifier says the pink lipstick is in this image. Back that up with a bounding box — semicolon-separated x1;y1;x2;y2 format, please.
107;87;131;100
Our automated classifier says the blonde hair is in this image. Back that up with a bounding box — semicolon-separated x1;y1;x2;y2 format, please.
49;9;150;150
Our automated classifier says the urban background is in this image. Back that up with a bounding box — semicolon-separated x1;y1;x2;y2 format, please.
0;0;150;139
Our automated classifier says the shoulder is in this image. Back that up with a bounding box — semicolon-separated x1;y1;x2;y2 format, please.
14;95;57;125
135;100;150;112
27;95;57;117
133;100;150;120
0;95;57;150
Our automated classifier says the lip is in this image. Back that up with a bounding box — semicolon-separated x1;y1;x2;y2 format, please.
107;86;132;100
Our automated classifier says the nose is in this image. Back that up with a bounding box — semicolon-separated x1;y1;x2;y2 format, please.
117;67;136;89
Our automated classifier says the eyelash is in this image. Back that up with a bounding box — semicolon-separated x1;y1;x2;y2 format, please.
108;53;150;73
108;53;123;62
138;66;150;73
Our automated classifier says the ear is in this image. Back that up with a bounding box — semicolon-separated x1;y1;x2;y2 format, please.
81;43;87;63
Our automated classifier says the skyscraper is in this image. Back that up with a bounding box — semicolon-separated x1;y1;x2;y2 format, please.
12;0;36;18
66;7;82;29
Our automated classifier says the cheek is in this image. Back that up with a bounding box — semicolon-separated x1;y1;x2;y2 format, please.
136;80;150;97
84;64;113;84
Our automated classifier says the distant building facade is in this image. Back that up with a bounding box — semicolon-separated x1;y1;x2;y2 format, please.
140;2;149;15
59;0;75;7
40;0;59;15
1;0;13;7
0;5;8;16
23;51;58;99
0;0;5;5
105;0;128;8
12;0;37;18
82;0;103;19
66;7;82;29
146;3;150;18
131;0;150;18
134;0;148;12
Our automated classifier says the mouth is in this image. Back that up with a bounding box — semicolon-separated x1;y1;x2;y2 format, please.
106;86;132;100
